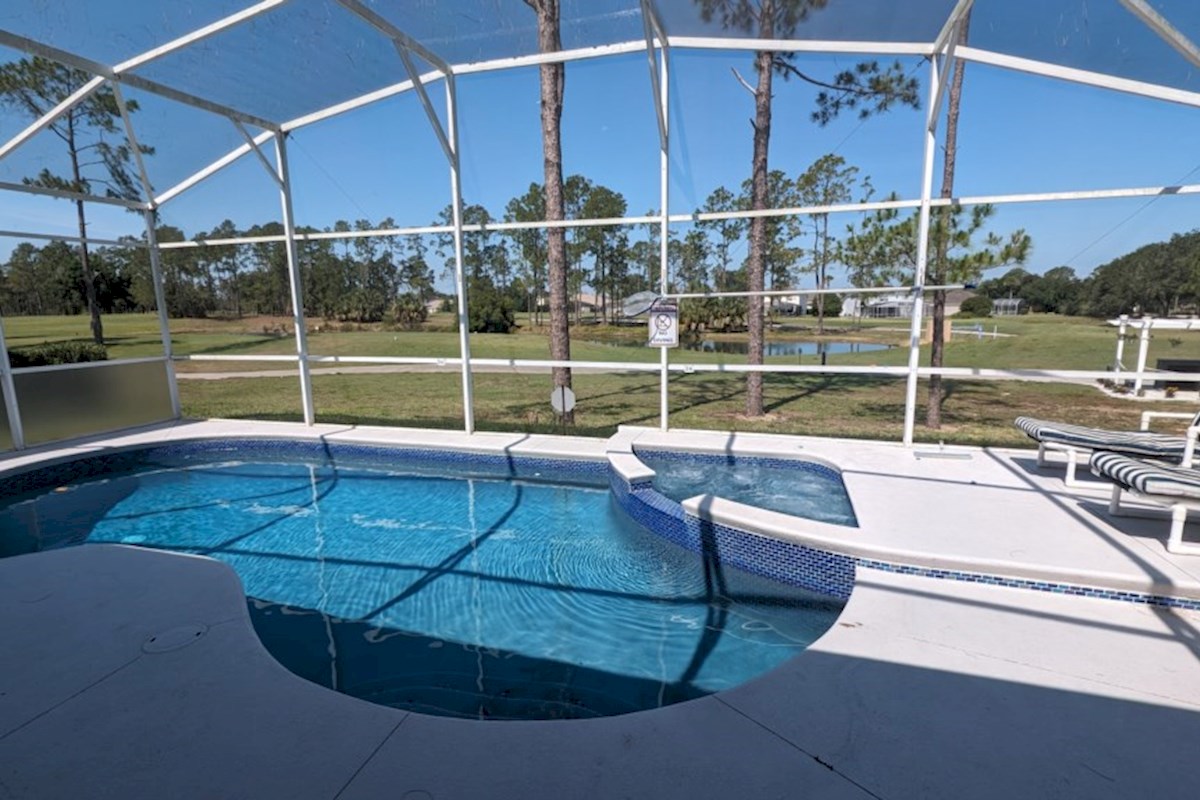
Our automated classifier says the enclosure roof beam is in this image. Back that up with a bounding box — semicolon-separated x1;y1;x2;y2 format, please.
0;75;105;163
153;130;276;207
0;30;282;131
0;179;149;209
0;229;145;248
281;40;651;132
666;37;933;56
956;44;1200;108
281;76;422;131
932;0;976;54
644;0;669;47
334;0;453;76
1118;0;1200;69
640;0;668;151
111;0;292;74
928;21;962;130
332;0;454;162
392;43;453;163
110;82;155;207
232;119;285;190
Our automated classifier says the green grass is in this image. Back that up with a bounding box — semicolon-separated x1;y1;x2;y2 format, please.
6;311;1198;446
177;370;1186;446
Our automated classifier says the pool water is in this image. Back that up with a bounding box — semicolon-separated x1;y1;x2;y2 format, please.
635;450;858;527
0;448;843;720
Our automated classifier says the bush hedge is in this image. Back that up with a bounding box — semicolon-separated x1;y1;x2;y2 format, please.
8;341;109;368
956;295;994;318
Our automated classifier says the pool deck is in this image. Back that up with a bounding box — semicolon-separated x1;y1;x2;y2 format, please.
1;419;1198;798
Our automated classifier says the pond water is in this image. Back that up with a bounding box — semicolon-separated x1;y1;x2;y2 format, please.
588;338;890;357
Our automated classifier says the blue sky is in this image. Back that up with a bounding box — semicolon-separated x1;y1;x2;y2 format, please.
4;42;1200;289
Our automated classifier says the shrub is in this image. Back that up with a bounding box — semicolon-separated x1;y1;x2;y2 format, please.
957;295;994;318
9;341;108;368
390;293;428;330
468;283;516;333
811;293;843;318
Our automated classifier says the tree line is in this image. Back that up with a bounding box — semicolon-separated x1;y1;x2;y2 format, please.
974;229;1200;318
0;154;1030;334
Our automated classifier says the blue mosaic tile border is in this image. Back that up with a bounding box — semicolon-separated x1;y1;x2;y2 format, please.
610;468;855;601
0;438;610;498
609;463;1200;611
854;558;1200;612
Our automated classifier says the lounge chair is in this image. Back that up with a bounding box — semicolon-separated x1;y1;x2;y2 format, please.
1014;413;1200;488
1089;450;1200;555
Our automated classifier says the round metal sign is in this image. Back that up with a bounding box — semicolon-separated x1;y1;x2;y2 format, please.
550;386;576;414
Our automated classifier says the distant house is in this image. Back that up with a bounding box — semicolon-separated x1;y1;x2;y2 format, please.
864;293;916;319
845;289;977;319
772;289;809;316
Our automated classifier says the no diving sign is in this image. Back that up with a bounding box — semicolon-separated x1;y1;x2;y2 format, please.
647;301;678;348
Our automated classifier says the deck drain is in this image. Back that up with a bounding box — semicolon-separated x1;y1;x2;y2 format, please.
143;623;209;654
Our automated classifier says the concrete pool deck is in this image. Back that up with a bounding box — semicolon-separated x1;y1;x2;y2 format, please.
0;419;1198;798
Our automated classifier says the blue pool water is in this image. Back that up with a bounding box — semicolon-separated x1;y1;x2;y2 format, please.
0;445;843;720
635;450;858;527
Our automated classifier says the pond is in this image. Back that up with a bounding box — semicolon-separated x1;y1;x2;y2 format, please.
587;338;891;357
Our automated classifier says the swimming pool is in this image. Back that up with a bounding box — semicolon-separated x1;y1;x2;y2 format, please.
0;441;844;720
634;449;858;527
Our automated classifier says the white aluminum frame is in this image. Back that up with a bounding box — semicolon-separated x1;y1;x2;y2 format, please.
273;135;315;425
142;211;181;417
1;1;1199;448
0;314;24;450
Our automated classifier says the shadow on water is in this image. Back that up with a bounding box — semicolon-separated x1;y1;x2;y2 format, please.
360;483;525;620
248;598;710;720
0;477;139;557
677;517;731;687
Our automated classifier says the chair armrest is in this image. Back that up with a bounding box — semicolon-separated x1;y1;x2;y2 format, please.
1141;410;1199;431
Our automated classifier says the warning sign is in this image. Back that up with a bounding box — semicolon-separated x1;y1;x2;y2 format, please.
647;302;679;348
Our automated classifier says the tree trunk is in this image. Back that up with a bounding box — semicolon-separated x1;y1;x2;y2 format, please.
927;14;970;430
67;115;103;345
534;0;572;422
746;9;775;416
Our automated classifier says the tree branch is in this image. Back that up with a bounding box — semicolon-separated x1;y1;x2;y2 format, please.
773;58;874;97
730;67;756;96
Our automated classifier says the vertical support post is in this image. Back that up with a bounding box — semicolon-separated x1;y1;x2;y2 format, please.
142;210;182;418
658;43;670;432
1114;313;1128;374
445;76;476;434
273;134;315;426
902;56;944;446
1134;315;1152;395
0;314;25;450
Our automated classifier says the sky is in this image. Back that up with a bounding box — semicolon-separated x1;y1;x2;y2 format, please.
4;2;1200;291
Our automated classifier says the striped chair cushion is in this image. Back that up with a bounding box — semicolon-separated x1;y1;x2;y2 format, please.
1014;416;1186;459
1090;451;1200;499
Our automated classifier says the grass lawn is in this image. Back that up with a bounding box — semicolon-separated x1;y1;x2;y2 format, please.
6;312;1199;445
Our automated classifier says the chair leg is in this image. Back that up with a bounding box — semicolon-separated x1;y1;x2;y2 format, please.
1109;483;1124;516
1063;447;1080;488
1167;504;1200;555
1037;444;1048;468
